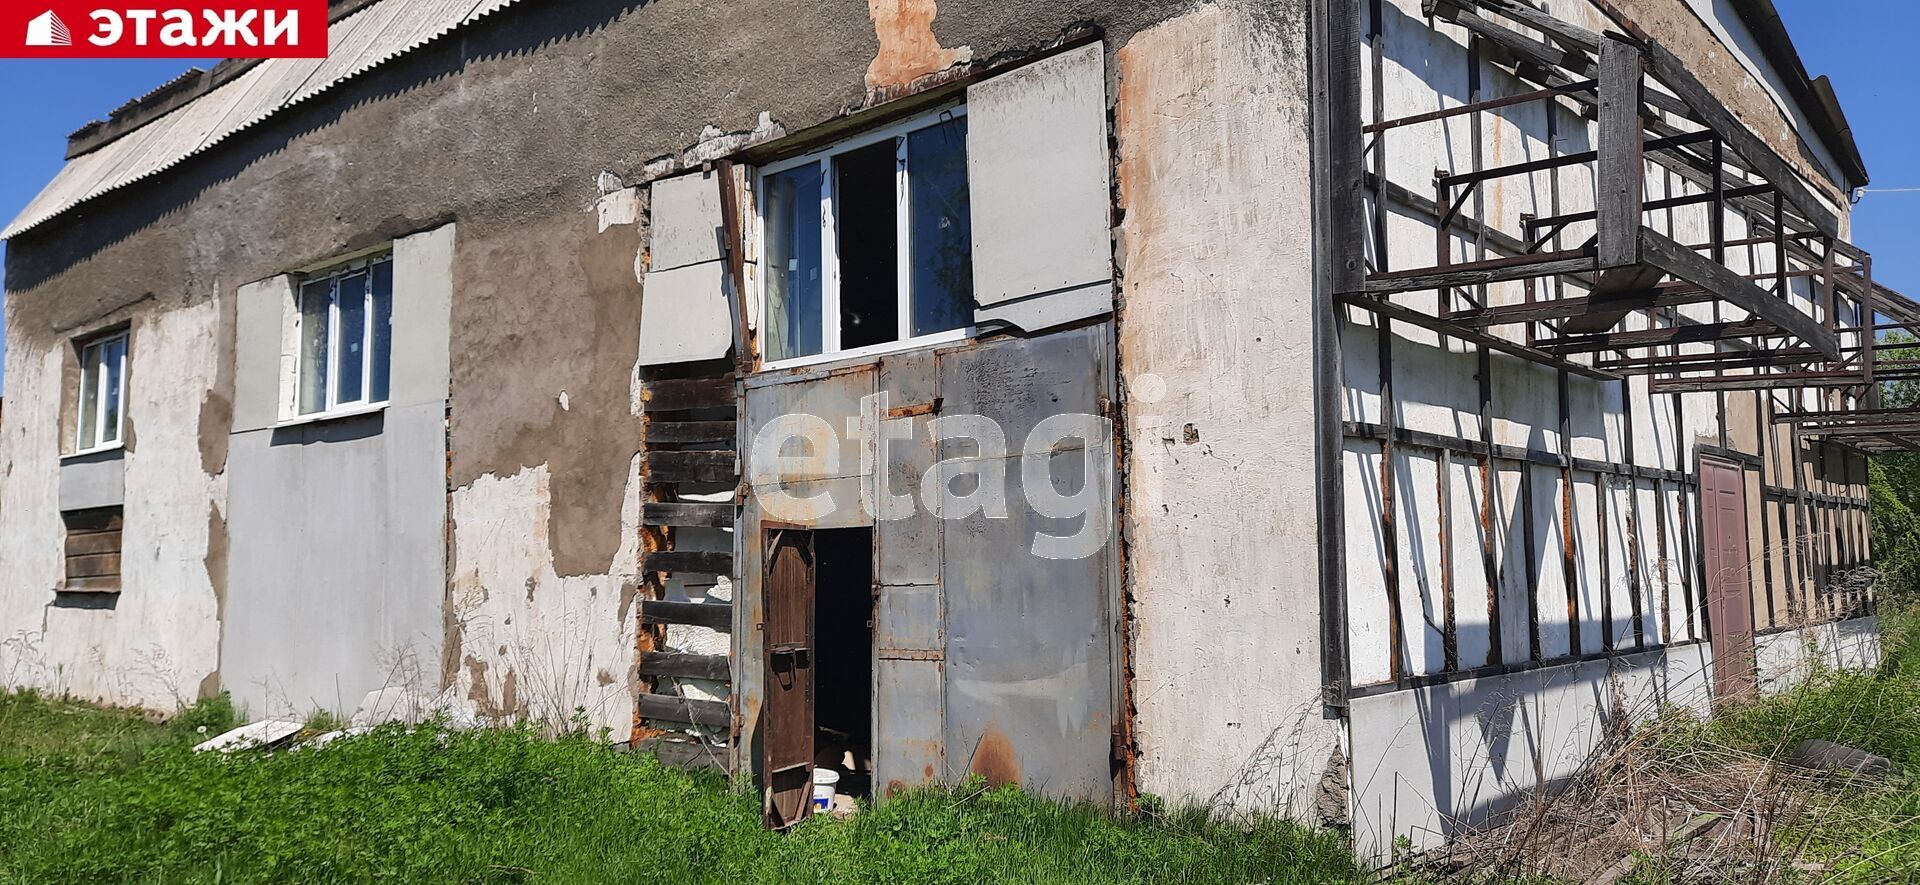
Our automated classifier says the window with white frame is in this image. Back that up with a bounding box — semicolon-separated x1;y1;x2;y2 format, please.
761;107;973;365
74;331;128;453
297;254;394;416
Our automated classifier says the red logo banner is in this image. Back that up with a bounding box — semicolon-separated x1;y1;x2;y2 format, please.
1;1;327;58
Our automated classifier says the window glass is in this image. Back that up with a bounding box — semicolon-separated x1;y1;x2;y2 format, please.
908;116;972;338
765;164;825;362
78;342;100;449
298;278;332;415
371;260;393;404
835;140;901;350
101;336;125;444
336;270;368;405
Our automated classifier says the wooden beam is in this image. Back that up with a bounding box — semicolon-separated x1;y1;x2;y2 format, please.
1340;292;1619;380
639;652;731;681
641;377;734;412
646;421;737;445
1455;288;1713;327
1546;317;1778;354
640;599;734;632
1357;254;1596;296
643;502;736;528
635;693;730;729
633;737;728;772
1596;36;1643;270
1640;39;1841;240
643;551;735;576
644;450;738;484
1640;229;1840;358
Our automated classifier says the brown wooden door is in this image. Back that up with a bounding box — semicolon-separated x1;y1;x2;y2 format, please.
762;527;816;829
1700;457;1756;699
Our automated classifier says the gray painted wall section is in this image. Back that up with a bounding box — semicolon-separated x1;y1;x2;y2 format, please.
220;223;453;717
58;451;125;511
639;172;732;365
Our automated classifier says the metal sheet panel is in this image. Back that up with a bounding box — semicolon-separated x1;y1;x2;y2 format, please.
638;262;735;366
875;658;944;796
650;171;727;273
876;349;942;585
936;326;1115;801
744;368;874;485
965;43;1114;331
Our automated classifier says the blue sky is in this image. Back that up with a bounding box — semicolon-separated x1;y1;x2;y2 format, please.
0;3;1915;395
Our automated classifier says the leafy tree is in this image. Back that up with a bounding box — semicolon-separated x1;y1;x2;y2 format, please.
1870;332;1920;605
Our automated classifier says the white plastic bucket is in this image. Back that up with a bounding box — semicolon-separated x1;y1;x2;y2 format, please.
811;767;840;811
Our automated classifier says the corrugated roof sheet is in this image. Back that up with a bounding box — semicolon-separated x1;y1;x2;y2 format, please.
2;0;527;240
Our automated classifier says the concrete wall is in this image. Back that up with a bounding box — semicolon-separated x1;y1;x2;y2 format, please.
1754;615;1881;694
1114;0;1339;818
218;224;454;718
1348;641;1717;858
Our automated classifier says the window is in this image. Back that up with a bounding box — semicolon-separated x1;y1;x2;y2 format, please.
297;255;393;416
761;108;973;365
63;507;123;592
74;331;128;454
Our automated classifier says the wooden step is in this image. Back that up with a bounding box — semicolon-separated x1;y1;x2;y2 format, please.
645;450;738;484
635;693;730;729
647;421;737;445
643;502;736;529
645;550;734;576
641;599;733;632
642;377;734;412
640;652;731;681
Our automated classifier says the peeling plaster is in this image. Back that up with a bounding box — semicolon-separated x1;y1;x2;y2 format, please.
866;0;972;92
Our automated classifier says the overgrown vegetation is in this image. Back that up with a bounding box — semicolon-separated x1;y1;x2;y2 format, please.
0;690;1359;884
1868;333;1920;606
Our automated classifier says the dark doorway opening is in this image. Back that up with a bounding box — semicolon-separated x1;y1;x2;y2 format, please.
812;527;875;800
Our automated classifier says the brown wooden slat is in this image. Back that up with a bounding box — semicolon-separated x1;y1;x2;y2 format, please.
644;450;738;483
65;530;122;557
632;736;728;772
644;550;734;576
642;377;734;412
647;421;737;445
66;553;121;579
640;652;731;681
635;692;731;729
62;507;123;533
63;576;121;593
643;502;736;528
641;600;733;632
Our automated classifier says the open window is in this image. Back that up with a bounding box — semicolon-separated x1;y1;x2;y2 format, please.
295;254;394;417
73;330;128;455
760;107;973;367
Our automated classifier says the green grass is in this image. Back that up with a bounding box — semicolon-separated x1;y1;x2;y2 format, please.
1648;614;1920;883
0;690;1359;884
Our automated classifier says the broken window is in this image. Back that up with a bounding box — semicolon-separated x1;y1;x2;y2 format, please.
74;330;128;454
297;254;394;416
760;108;973;365
62;507;123;593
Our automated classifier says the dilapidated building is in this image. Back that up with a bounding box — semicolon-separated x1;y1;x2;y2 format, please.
0;0;1906;856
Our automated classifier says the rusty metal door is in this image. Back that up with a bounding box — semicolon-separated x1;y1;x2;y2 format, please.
1700;457;1756;698
762;527;816;828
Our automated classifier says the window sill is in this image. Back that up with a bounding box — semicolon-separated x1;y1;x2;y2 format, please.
63;442;125;462
275;402;389;429
760;328;973;373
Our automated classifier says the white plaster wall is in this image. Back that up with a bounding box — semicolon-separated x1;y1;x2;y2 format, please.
0;301;225;710
1117;0;1339;818
1349;641;1716;860
1754;615;1881;694
448;460;644;735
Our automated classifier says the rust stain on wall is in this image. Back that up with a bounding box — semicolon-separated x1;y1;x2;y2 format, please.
968;725;1022;787
866;0;971;92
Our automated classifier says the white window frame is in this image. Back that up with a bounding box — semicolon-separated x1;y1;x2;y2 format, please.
72;330;129;456
757;104;974;371
293;253;392;420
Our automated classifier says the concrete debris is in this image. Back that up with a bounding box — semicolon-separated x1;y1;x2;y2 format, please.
1789;739;1892;780
301;726;374;749
349;684;482;730
193;718;304;753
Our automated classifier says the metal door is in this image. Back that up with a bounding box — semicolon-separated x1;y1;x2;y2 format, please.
1700;457;1756;698
762;527;816;828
